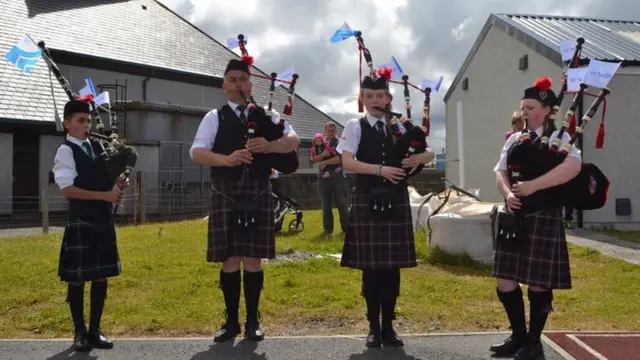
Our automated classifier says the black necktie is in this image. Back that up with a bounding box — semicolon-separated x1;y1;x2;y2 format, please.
375;120;386;137
237;105;247;125
529;130;538;140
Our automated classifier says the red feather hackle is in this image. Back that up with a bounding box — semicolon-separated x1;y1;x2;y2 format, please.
241;54;254;66
533;76;552;91
76;94;94;102
377;66;393;81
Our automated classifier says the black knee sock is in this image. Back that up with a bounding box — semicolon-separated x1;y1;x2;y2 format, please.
380;269;400;330
497;286;527;340
361;270;380;330
89;281;108;332
528;289;553;343
243;269;264;324
66;283;86;333
219;269;241;324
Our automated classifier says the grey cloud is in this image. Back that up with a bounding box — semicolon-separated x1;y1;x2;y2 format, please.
161;0;637;154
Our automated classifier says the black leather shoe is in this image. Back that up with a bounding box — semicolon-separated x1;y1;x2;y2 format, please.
87;329;113;349
381;327;404;347
244;321;264;342
489;334;526;356
214;321;241;342
72;330;92;352
365;327;381;348
514;340;544;360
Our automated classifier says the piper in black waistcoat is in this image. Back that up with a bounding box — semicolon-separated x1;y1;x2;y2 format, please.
336;69;435;348
490;77;582;360
52;98;128;352
190;57;301;343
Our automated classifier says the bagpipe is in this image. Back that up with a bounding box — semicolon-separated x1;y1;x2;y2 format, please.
506;37;611;214
233;34;299;175
352;30;431;177
37;41;137;215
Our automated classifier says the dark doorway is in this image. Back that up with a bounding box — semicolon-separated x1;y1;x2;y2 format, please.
13;133;40;212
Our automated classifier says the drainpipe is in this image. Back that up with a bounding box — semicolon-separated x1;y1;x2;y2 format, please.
142;74;152;101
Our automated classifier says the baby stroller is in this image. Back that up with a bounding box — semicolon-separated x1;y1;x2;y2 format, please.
271;175;304;232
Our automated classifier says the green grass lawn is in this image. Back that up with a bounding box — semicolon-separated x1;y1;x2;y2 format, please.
0;210;639;339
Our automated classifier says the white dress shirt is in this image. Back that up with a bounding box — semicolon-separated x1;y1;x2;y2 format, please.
493;126;582;172
189;100;293;159
336;114;409;155
52;134;95;190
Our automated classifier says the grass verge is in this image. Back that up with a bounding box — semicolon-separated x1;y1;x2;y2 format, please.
0;210;638;338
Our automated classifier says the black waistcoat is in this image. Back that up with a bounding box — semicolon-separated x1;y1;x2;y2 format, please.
64;140;113;221
209;105;283;182
354;117;406;191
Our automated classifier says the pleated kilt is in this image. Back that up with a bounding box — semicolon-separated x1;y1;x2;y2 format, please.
341;185;417;270
207;177;275;262
58;219;121;283
493;206;571;289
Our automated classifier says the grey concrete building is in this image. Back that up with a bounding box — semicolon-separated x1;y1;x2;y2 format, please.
444;13;640;230
0;0;344;222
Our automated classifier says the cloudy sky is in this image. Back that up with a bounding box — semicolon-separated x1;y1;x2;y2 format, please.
158;0;638;154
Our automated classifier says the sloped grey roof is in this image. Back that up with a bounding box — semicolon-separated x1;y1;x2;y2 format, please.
444;13;640;102
0;0;341;139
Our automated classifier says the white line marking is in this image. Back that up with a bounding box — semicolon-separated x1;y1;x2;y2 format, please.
579;334;640;337
567;334;608;360
541;334;577;360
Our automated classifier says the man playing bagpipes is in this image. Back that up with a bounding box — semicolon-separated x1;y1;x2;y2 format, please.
309;123;350;234
52;97;129;352
189;53;300;342
336;66;435;348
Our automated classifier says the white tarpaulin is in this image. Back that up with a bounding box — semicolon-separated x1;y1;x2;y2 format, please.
409;186;498;265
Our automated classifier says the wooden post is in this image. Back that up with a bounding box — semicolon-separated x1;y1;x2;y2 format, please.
139;187;146;224
41;189;49;234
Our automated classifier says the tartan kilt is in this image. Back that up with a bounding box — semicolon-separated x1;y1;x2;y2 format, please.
58;219;121;283
493;206;571;289
207;177;275;262
341;185;417;270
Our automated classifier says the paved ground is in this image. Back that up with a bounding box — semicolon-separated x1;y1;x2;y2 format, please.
566;229;640;265
0;333;569;360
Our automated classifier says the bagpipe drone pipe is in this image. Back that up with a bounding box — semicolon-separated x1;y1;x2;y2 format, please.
506;38;611;213
37;41;137;215
352;30;431;177
234;34;299;175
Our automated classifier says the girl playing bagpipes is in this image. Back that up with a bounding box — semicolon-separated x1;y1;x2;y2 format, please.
336;66;435;348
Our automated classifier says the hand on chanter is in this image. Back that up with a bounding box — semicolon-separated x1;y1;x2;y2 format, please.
512;181;537;197
401;153;423;168
506;192;522;211
115;177;130;189
104;188;124;204
246;137;270;153
380;166;406;184
226;149;253;166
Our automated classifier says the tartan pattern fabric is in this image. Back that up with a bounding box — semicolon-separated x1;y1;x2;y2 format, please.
493;206;572;289
207;177;275;262
341;186;417;270
58;220;121;282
